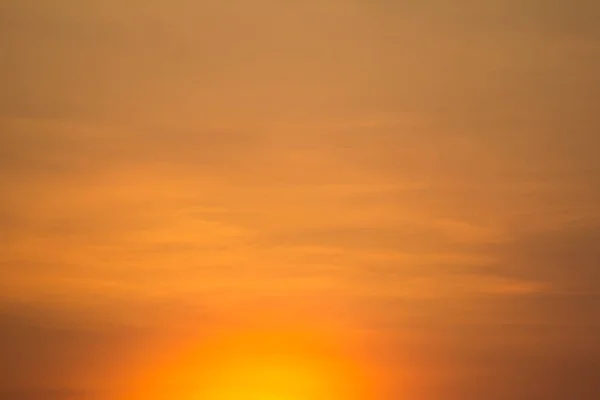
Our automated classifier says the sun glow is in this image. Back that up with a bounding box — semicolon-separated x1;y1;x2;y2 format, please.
120;322;379;400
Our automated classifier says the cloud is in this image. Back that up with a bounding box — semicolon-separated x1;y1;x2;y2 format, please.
0;390;86;400
0;304;129;396
484;220;600;293
0;298;216;397
371;0;600;41
1;2;599;399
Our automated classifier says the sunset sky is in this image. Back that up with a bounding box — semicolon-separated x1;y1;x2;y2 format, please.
1;1;600;400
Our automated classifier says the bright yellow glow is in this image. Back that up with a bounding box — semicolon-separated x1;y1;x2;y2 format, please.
120;323;380;400
200;350;343;400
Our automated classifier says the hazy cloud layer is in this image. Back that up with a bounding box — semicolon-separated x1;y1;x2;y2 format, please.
1;1;599;399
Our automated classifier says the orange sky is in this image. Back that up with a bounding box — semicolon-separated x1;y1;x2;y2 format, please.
1;1;600;400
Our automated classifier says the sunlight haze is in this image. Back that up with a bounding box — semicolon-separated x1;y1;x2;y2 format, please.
1;1;599;399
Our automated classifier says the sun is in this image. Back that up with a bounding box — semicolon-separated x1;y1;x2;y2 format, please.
198;349;342;400
120;323;379;400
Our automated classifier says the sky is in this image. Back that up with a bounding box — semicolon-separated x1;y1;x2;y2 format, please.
1;1;600;399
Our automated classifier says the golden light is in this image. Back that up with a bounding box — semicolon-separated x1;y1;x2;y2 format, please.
119;320;381;400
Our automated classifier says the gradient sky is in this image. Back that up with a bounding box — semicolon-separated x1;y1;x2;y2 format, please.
1;1;600;399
